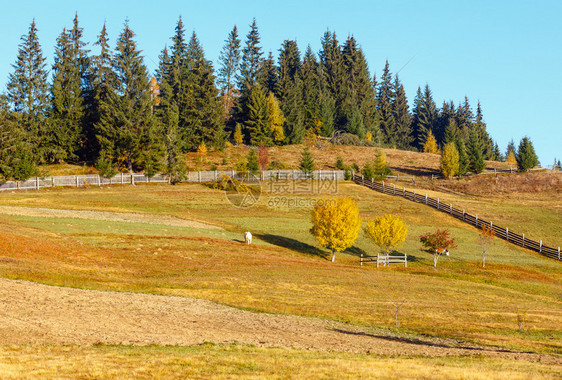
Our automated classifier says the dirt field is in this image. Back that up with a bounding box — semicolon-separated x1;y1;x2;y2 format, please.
0;206;220;230
0;278;559;365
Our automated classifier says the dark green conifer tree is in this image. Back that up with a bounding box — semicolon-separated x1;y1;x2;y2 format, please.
236;19;263;129
6;20;49;163
443;118;459;145
455;138;469;176
299;146;315;177
437;100;455;146
258;51;278;94
155;46;185;183
50;14;90;162
467;128;485;174
300;46;322;133
341;36;376;139
96;21;161;173
475;101;493;159
392;75;411;149
84;22;112;161
244;84;269;145
319;31;346;130
183;32;224;150
217;25;241;122
376;60;395;145
277;39;303;141
516;136;539;172
0;96;37;181
411;84;438;150
455;96;474;142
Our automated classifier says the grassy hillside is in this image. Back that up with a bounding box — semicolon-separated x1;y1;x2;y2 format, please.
0;182;559;355
35;143;515;177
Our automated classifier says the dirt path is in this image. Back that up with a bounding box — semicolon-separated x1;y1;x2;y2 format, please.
0;206;220;230
0;278;559;363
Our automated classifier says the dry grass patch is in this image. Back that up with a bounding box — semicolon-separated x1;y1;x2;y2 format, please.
0;344;560;379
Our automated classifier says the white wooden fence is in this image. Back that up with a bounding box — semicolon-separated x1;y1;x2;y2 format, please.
0;170;346;192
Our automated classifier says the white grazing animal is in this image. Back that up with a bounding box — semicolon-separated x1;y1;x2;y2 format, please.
244;231;252;245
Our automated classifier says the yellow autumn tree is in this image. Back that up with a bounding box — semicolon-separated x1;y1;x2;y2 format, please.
505;150;517;165
423;130;439;154
197;142;207;157
310;197;362;262
234;123;244;145
364;214;408;254
266;92;285;142
440;142;459;179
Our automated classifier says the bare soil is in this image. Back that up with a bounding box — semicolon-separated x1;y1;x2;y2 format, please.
0;278;559;364
0;206;220;230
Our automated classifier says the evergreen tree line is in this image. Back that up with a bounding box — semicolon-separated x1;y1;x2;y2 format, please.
0;16;521;181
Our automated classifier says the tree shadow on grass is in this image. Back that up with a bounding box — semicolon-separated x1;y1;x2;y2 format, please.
332;329;515;353
255;234;328;260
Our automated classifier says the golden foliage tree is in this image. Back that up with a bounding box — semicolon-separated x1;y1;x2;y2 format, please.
440;142;460;179
197;142;207;157
423;130;439;154
364;214;408;254
310;197;362;262
233;123;244;145
505;150;517;166
266;92;285;142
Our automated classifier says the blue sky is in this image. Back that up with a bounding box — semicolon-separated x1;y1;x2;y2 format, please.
0;0;560;164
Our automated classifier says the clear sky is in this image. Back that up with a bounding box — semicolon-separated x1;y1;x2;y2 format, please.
0;0;560;165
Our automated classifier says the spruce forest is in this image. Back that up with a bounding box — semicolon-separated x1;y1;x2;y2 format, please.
1;16;507;181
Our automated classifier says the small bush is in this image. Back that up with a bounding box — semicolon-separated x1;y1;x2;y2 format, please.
335;156;345;170
268;160;286;170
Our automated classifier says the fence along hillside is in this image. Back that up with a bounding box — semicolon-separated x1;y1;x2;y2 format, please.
0;170;345;191
352;174;561;261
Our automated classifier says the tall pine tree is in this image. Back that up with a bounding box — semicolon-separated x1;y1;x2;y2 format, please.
392;75;411;149
376;60;395;145
217;25;241;121
6;20;49;163
96;21;161;173
50;14;90;162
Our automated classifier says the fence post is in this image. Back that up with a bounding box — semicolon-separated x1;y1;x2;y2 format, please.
97;175;101;186
506;227;508;241
431;174;434;181
403;187;405;197
522;233;525;248
490;221;493;228
121;173;124;184
393;184;396;194
52;177;55;187
382;181;385;192
462;209;465;221
75;176;79;188
362;175;364;185
558;247;560;260
437;198;439;209
404;253;407;268
36;177;39;190
131;174;135;186
198;171;201;183
333;170;336;181
540;240;542;253
475;214;478;226
360;254;363;267
450;203;452;214
425;194;428;204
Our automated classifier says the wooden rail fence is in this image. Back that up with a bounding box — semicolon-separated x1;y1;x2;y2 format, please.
352;174;561;261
